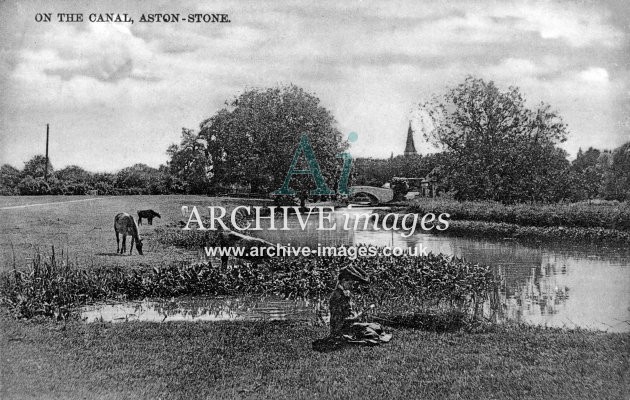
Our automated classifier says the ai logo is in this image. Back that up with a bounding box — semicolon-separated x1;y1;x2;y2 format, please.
272;133;357;196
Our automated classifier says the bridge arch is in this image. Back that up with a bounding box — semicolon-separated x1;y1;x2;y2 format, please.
348;186;394;204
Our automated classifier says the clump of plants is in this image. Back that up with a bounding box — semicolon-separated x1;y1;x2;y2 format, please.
1;249;497;321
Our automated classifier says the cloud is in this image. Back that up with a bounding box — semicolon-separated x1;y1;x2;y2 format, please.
578;67;610;84
32;23;153;83
0;0;628;170
485;1;623;48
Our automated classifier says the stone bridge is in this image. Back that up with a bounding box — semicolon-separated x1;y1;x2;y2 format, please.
348;186;394;205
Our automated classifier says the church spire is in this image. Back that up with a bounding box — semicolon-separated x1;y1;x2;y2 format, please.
404;121;417;157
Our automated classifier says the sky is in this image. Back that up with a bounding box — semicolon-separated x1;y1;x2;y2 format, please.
1;0;628;172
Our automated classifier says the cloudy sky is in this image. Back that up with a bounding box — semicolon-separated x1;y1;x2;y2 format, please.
1;0;628;172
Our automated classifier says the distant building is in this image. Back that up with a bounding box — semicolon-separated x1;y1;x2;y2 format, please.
398;123;439;197
403;121;418;157
393;176;437;198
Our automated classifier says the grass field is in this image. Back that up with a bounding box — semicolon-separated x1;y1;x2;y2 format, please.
0;195;271;272
2;314;628;400
1;195;629;399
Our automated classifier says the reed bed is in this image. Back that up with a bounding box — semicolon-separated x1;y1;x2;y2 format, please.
1;248;496;322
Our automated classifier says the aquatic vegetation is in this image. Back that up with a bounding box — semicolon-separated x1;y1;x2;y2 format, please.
1;248;496;320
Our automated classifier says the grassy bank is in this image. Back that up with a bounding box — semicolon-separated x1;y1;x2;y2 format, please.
437;220;630;245
379;198;630;244
406;198;630;231
0;195;270;271
2;314;628;400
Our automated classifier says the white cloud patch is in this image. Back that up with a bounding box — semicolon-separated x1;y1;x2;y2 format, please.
579;67;610;84
487;1;623;47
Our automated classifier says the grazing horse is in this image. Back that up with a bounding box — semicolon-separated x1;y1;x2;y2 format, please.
114;213;143;255
137;209;161;225
215;230;273;267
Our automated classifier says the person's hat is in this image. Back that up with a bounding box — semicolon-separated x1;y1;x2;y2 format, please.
338;266;369;283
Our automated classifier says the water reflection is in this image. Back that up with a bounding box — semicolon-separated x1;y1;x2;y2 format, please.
84;208;630;332
252;208;630;332
81;296;325;324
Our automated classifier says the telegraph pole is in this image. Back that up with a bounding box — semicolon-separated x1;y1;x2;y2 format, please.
44;124;49;182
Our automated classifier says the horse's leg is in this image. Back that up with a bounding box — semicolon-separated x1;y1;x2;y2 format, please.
148;217;153;225
116;232;120;254
221;255;229;268
129;235;134;255
122;235;127;254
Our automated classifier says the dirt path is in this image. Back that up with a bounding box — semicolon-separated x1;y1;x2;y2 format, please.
0;198;104;210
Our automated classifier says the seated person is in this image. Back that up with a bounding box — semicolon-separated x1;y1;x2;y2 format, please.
328;266;392;345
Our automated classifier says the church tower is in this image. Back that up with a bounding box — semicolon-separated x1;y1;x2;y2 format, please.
404;121;417;157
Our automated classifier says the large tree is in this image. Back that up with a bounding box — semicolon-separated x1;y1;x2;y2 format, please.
198;84;347;196
166;128;211;194
418;76;570;202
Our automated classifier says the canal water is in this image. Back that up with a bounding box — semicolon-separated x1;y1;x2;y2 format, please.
82;207;630;332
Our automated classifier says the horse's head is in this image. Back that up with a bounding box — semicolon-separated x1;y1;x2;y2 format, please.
136;239;144;255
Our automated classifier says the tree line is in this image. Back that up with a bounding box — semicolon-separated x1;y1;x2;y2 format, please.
1;79;628;202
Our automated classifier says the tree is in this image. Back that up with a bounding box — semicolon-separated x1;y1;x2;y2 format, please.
93;173;117;195
570;147;603;200
52;165;94;194
23;155;53;179
198;84;347;197
0;164;22;195
56;165;92;183
601;142;630;200
418;76;569;202
115;164;162;194
166;128;212;194
17;176;50;195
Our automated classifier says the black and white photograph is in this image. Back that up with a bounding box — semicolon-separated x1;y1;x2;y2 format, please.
0;0;628;399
